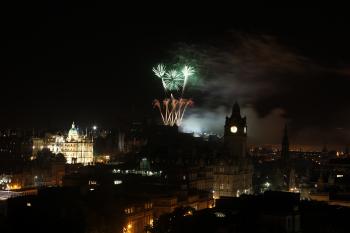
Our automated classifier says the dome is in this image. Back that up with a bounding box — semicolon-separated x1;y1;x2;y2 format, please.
67;122;80;141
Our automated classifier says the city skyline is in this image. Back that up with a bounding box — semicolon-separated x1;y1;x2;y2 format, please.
3;7;350;146
2;6;350;233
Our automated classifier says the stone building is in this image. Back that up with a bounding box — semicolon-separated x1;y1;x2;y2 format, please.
32;122;93;165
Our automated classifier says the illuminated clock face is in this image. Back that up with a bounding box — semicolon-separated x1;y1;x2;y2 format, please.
244;127;247;133
230;126;238;133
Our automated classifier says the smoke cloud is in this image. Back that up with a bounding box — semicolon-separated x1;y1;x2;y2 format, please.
177;32;350;147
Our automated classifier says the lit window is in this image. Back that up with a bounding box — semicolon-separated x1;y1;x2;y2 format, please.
145;202;152;209
88;180;97;185
125;208;134;214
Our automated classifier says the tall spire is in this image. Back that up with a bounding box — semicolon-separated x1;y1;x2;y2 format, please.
231;101;241;118
281;124;289;161
72;121;75;129
283;124;288;143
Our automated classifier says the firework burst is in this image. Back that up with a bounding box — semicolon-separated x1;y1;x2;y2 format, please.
152;63;195;94
152;62;196;126
163;69;183;91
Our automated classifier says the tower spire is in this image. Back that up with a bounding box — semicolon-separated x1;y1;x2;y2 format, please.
231;101;241;118
281;124;289;161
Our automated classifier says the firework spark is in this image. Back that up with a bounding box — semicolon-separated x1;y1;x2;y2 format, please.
153;95;193;126
181;65;195;94
152;63;195;94
164;69;183;91
152;64;166;78
152;64;167;90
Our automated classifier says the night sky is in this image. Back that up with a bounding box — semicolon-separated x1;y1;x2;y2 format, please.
2;5;350;146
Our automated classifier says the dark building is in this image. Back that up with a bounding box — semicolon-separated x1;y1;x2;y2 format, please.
281;124;290;162
0;131;32;172
224;102;247;159
213;102;253;198
280;125;296;191
152;191;301;233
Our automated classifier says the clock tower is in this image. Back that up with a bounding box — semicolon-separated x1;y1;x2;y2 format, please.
224;102;247;158
213;101;253;198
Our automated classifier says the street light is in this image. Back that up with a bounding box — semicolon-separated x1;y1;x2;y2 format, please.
93;125;97;130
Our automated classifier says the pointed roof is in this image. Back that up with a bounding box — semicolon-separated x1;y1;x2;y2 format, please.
231;101;241;118
284;124;288;136
282;124;289;144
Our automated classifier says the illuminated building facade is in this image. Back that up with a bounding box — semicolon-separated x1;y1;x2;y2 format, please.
32;122;93;165
124;201;153;233
61;122;93;164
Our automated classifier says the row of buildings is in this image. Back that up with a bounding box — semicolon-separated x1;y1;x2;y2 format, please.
5;102;345;233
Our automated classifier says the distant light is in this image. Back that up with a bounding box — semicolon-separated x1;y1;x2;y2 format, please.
183;210;193;216
27;202;31;207
89;188;94;191
337;174;344;178
114;180;122;185
236;189;240;197
93;126;97;130
289;187;300;193
230;126;238;133
127;223;132;229
214;212;226;218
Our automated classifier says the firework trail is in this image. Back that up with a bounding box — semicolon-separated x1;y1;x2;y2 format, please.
181;65;195;96
153;94;194;126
